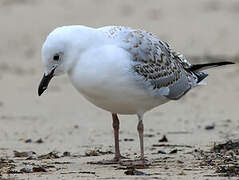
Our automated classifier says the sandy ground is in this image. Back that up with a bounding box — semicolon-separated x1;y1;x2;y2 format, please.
0;0;239;179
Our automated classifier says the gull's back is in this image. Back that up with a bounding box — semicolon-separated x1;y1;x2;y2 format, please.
98;26;199;100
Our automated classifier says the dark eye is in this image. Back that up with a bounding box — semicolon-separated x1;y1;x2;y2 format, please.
53;54;60;61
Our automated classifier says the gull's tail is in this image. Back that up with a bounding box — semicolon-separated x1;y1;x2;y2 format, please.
188;61;235;83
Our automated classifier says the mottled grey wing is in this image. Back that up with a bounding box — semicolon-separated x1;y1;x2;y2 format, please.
117;28;196;100
132;62;193;100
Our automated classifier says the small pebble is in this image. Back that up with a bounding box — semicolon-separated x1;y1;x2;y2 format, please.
35;138;44;143
63;151;71;157
205;124;215;130
124;138;134;142
32;166;47;172
157;150;166;154
144;134;155;138
169;149;178;154
25;139;32;143
20;167;33;173
159;135;168;142
124;168;150;176
74;125;79;129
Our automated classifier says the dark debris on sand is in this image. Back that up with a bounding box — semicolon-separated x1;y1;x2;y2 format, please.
13;151;36;158
215;164;239;177
37;151;60;159
0;158;16;169
124;167;150;176
158;135;168;142
85;149;113;157
19;166;47;173
195;140;239;177
3;140;239;177
212;140;239;153
169;149;178;154
24;138;44;144
205;123;215;130
123;138;134;142
0;150;73;177
13;150;71;160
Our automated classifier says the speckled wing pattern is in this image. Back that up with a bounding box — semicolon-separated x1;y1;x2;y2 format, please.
100;26;198;100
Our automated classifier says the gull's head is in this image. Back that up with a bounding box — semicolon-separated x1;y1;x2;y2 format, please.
38;25;100;96
38;26;88;96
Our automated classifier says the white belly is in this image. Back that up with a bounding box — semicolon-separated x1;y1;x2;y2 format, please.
68;45;168;114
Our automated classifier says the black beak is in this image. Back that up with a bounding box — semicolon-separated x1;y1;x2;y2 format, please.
38;68;55;96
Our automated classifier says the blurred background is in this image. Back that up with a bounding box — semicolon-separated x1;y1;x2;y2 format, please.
0;0;238;155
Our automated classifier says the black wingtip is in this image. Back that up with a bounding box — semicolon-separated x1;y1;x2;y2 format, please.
216;61;235;65
189;61;235;72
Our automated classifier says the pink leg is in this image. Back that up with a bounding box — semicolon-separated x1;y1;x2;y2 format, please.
88;113;124;165
137;120;144;160
112;113;123;161
119;113;150;167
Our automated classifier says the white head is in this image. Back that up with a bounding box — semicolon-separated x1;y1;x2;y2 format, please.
38;25;97;96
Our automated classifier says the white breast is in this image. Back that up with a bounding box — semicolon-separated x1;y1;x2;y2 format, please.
68;45;168;114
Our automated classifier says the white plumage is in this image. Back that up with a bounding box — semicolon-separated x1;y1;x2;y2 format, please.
39;25;234;164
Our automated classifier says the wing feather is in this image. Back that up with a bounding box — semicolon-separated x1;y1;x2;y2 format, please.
99;26;197;100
